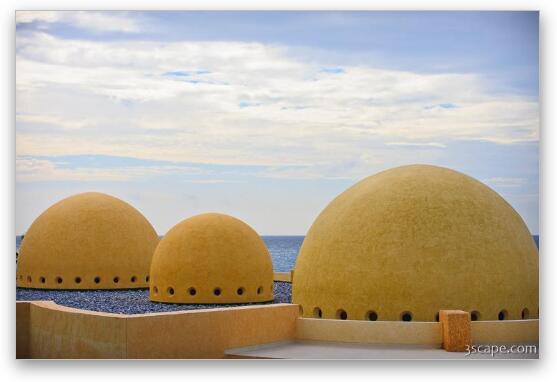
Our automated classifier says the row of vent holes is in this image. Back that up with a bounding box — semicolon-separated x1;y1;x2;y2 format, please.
153;285;268;297
20;275;149;284
310;308;411;321
308;308;532;321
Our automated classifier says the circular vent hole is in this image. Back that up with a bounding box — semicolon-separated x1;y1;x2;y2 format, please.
313;307;322;318
153;286;158;294
470;311;480;321
237;287;245;296
56;277;63;284
213;287;221;296
257;286;263;295
521;308;530;319
130;276;137;283
336;309;348;320
366;311;378;321
188;287;197;296
167;287;174;296
74;277;82;284
27;276;32;283
94;276;101;284
435;312;440;322
146;275;150;282
113;277;119;284
401;311;413;322
40;277;46;284
498;310;508;320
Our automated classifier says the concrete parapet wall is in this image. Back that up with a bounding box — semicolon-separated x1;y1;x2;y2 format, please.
17;301;298;359
295;318;442;346
16;302;31;358
16;300;539;359
471;319;538;344
126;304;298;358
26;301;128;359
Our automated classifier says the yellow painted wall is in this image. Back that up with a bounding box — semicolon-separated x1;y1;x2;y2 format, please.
16;301;298;359
126;304;298;358
471;320;538;344
16;302;30;359
16;301;539;358
27;301;127;359
295;317;442;346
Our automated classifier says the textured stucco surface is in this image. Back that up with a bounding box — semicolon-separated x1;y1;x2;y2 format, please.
16;300;538;359
440;310;471;352
295;317;442;345
293;165;539;322
274;271;293;282
471;319;539;344
150;213;274;303
16;301;298;359
16;192;159;289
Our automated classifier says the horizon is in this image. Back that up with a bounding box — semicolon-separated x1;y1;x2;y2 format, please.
16;11;539;236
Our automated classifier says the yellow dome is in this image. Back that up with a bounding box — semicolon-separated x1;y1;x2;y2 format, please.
293;165;538;322
149;213;274;304
16;192;159;289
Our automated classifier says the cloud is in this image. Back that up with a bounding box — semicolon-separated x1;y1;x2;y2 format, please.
482;177;527;188
386;142;447;148
16;32;539;182
15;156;201;182
183;179;244;184
16;11;141;33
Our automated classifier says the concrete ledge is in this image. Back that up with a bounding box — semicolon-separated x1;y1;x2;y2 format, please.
295;318;442;346
273;271;292;283
17;300;539;359
16;301;31;359
126;303;298;358
472;319;539;344
17;300;299;359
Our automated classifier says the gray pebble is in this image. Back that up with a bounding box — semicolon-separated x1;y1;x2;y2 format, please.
16;281;292;314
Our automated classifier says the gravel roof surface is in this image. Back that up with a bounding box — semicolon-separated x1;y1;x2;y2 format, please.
16;281;292;314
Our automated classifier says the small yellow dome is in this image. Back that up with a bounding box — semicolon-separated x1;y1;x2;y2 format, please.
149;213;274;304
16;192;159;289
293;165;538;321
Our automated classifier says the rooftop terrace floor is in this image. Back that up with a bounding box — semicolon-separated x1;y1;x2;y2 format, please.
225;340;539;359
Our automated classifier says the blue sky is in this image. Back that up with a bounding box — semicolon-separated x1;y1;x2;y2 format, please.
15;11;539;235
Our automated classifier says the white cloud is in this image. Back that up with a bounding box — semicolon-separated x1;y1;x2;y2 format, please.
483;177;527;188
15;157;201;182
386;142;447;148
16;11;141;33
16;32;539;181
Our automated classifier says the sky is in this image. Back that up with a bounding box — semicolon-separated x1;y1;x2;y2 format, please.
15;11;539;235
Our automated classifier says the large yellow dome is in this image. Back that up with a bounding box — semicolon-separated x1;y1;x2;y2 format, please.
293;165;538;322
16;192;159;289
149;213;274;304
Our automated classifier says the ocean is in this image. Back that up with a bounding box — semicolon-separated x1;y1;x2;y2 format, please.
15;234;538;273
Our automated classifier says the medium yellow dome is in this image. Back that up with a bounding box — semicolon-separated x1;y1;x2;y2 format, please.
16;192;159;289
293;165;538;322
149;213;274;304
